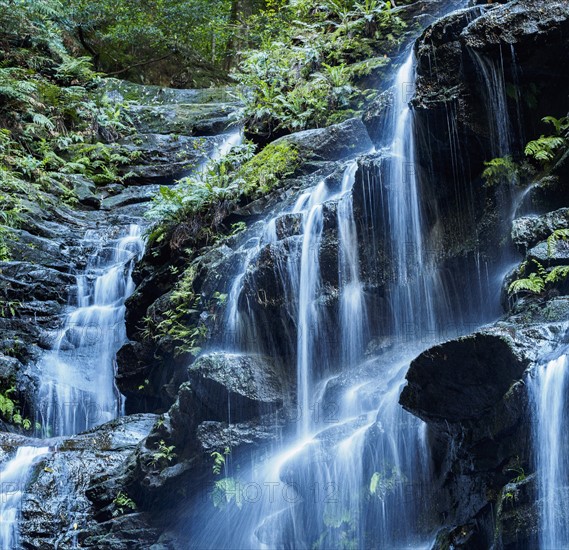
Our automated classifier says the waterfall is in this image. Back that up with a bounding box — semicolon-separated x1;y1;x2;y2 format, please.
36;224;145;436
338;162;366;367
184;49;446;549
529;353;569;549
383;52;437;340
0;446;49;549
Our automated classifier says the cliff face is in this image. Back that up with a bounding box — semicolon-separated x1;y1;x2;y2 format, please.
402;1;569;547
2;1;569;548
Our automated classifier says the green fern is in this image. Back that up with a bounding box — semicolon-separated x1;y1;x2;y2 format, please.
508;272;546;295
482;156;518;187
547;229;569;256
524;136;565;163
542;115;569;136
545;265;569;285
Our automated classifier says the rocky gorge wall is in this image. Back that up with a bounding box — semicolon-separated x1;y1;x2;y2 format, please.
1;0;569;548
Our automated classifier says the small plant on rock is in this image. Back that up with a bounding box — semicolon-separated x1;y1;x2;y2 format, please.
112;491;137;516
151;440;177;467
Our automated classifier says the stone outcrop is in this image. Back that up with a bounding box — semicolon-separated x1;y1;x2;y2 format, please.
0;414;158;549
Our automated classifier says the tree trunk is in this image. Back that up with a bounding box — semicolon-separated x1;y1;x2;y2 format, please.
223;0;258;72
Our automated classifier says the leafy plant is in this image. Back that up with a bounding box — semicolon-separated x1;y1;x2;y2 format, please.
211;476;242;509
509;260;569;296
507;464;527;484
0;386;34;430
210;447;240;509
524;115;569;165
112;491;137;516
211;447;231;475
369;467;406;500
525;136;565;163
542;115;569;136
151;440;177;466
0;300;20;318
547;228;569;256
234;0;407;134
482;156;518;187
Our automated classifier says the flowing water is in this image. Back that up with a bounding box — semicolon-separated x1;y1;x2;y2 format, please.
0;128;242;546
0;446;49;549
6;2;566;547
35;224;145;437
184;34;488;546
529;353;569;549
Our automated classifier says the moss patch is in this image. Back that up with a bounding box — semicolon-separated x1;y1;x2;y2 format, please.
238;141;300;198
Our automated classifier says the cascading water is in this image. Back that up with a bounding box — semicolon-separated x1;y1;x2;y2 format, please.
0;108;243;544
529;353;569;549
337;162;366;369
36;224;145;436
382;52;439;341
0;446;48;549
184;46;464;549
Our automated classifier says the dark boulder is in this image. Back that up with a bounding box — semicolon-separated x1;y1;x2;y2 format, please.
494;474;539;550
119;133;226;182
400;330;532;422
273;118;373;162
187;352;291;422
512;208;569;251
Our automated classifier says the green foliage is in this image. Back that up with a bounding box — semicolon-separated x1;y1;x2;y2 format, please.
508;269;546;295
147;140;297;249
525;136;565;163
507;465;526;485
542;115;569;137
508;259;569;296
210;448;240;509
0;300;20;318
211;447;231;475
236;141;300;196
151;440;177;467
142;265;210;357
369;467;406;500
0;388;16;420
212;477;243;509
524;115;569;166
482;156;518;187
234;0;407;133
508;223;569;296
0;0;137;242
61;0;235;79
147;142;255;232
0;386;34;431
112;491;137;516
547;228;569;257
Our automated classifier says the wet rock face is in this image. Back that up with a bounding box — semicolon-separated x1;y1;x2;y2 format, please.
273;118;373;162
123;350;293;513
495;474;539;549
401;303;569;549
512;208;569;251
462;0;569;50
188;352;292;421
400;331;532;422
412;0;569;278
119;133;226;182
0;415;159;549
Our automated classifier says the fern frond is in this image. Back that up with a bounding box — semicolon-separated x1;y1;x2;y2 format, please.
542;116;569;136
545;266;569;285
525;136;565;163
547;229;569;257
508;272;545;295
